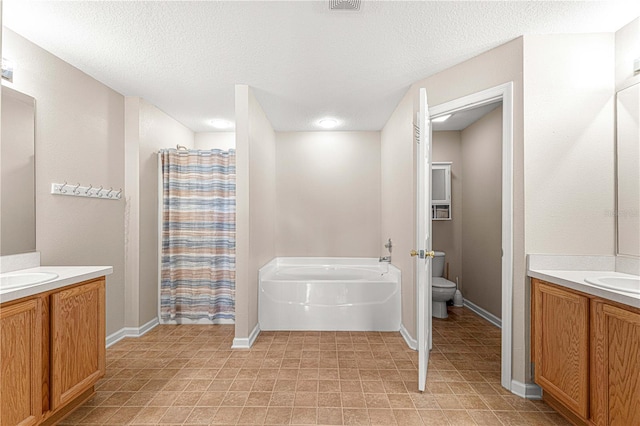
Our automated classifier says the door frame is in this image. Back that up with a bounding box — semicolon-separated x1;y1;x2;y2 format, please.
428;82;514;391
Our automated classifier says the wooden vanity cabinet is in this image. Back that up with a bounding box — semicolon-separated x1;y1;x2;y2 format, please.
533;281;590;419
0;298;42;426
0;277;106;426
531;278;640;426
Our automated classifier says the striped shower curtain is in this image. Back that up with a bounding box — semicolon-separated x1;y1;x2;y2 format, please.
159;148;235;323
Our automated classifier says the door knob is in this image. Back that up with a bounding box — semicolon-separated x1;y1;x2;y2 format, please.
410;250;436;258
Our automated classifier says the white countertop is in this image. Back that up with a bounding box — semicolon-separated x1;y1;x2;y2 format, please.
0;266;113;304
528;269;639;309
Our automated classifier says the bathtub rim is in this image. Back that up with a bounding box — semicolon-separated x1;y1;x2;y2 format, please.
260;257;401;278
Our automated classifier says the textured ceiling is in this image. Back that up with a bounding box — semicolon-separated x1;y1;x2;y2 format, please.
3;1;639;132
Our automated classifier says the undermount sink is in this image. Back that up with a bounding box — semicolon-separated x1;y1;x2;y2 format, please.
584;276;640;295
0;272;59;290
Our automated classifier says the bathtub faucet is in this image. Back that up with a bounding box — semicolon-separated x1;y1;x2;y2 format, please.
379;256;391;263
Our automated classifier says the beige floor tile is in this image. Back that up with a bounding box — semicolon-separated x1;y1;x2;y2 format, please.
237;406;268;424
387;393;414;409
105;406;144;424
211;406;242;424
318;392;342;407
343;408;369;425
184;406;218;424
265;407;293;425
393;408;424;425
291;407;318;425
418;409;452;425
442;409;476;425
132;406;169;424
368;408;398;425
318;407;344;425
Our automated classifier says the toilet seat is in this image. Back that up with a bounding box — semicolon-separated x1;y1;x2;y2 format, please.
432;277;456;288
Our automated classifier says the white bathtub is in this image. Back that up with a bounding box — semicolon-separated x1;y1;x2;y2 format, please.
259;257;401;331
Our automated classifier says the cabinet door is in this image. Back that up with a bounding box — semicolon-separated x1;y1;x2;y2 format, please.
50;279;105;409
534;281;590;419
591;301;640;426
0;298;42;426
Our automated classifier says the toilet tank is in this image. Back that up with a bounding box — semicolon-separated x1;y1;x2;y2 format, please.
432;251;446;277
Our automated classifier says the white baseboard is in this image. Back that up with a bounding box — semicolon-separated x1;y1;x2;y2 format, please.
106;317;159;348
232;323;260;349
511;379;542;400
400;323;417;350
159;317;235;325
463;298;502;328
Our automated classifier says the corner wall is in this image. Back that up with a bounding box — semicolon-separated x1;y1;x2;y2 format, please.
235;85;276;342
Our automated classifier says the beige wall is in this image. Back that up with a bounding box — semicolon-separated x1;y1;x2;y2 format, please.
615;18;640;92
382;38;525;378
523;34;615;256
235;85;276;340
276;132;381;257
461;106;503;318
195;132;235;150
432;132;462;286
380;91;416;336
3;29;126;335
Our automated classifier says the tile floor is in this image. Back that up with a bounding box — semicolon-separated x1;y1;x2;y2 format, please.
60;307;570;425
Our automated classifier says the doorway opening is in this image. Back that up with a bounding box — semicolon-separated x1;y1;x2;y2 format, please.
428;82;514;392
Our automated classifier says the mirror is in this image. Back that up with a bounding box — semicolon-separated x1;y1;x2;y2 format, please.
1;85;36;256
616;83;640;257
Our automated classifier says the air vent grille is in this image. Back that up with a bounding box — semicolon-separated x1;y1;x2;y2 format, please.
329;0;361;11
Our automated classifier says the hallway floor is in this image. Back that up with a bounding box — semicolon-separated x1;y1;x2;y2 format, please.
61;307;569;425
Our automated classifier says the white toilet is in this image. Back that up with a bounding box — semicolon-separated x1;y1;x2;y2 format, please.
432;251;457;319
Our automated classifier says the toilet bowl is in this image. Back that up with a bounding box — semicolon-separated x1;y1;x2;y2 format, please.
432;251;456;319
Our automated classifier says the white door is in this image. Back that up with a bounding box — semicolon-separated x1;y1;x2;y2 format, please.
415;88;433;392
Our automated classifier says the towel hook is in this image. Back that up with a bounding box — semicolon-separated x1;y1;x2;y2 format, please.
115;188;122;198
59;181;68;193
96;185;103;197
73;182;81;195
85;184;93;195
106;187;113;197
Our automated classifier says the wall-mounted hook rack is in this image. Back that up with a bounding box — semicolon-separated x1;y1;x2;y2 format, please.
51;182;122;200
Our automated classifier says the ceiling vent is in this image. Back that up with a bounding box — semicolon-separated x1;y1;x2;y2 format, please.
329;0;361;11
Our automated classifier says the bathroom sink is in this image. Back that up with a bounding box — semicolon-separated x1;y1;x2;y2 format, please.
584;276;640;294
0;272;59;290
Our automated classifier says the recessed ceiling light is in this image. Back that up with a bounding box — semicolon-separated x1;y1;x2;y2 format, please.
209;118;234;129
318;118;339;129
432;114;452;123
